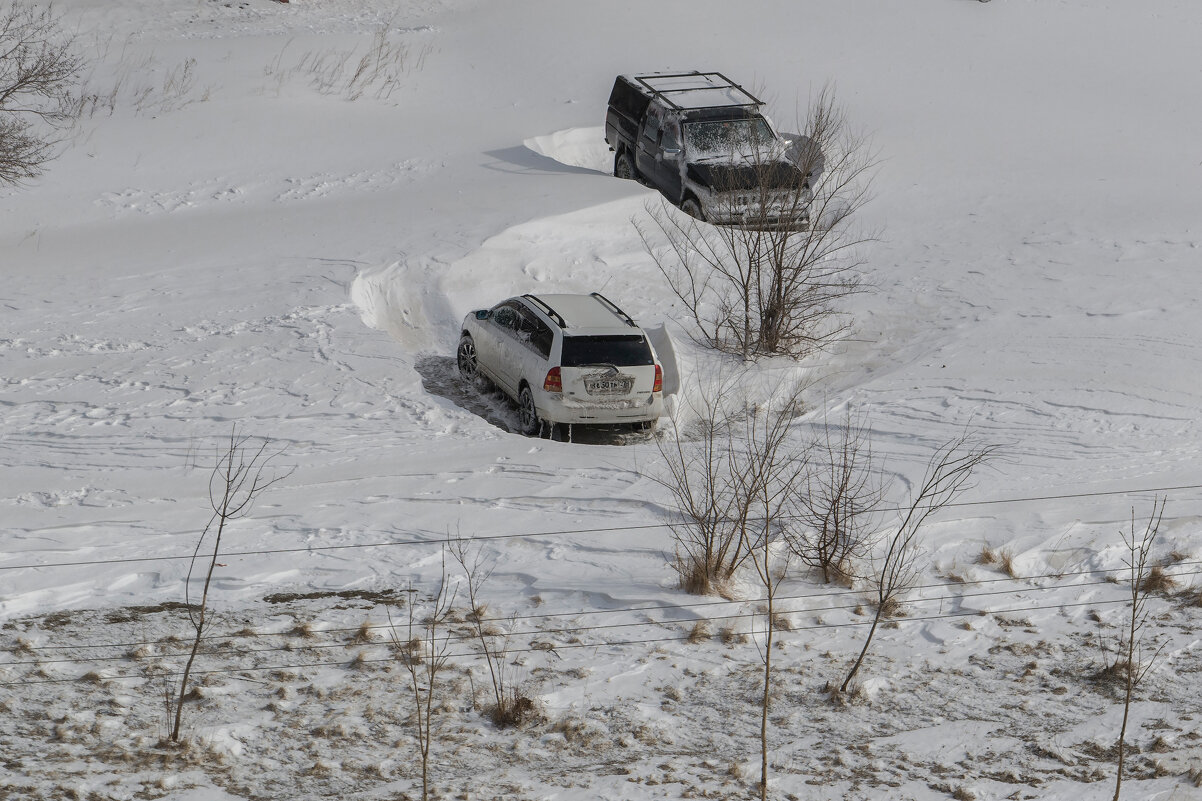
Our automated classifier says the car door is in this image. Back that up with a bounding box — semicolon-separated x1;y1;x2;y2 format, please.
635;103;683;202
480;302;522;393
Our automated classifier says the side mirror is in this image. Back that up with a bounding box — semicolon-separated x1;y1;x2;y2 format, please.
475;309;490;320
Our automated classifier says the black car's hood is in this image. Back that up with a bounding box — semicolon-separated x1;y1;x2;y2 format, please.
687;160;807;191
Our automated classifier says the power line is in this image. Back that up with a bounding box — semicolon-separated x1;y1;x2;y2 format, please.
10;563;1202;658
8;567;1198;673
3;481;1201;573
0;595;1154;688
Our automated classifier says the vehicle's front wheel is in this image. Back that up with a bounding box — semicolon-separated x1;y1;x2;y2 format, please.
681;196;705;221
458;334;494;391
457;335;479;380
517;385;541;436
614;150;637;181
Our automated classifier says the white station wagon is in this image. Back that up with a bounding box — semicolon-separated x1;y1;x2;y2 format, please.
456;293;666;435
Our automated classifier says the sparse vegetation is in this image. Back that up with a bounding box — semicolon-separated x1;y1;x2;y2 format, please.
785;409;884;585
264;25;430;102
1112;499;1167;801
390;554;457;801
841;434;995;692
173;428;290;743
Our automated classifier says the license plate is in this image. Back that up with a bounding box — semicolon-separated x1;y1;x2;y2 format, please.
585;376;633;395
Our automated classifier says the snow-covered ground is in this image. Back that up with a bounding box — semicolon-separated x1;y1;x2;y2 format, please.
2;0;1202;799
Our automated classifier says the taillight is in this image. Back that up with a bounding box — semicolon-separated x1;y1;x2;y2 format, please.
652;364;663;393
543;367;562;393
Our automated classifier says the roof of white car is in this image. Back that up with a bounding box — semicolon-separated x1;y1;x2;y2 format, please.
525;294;640;332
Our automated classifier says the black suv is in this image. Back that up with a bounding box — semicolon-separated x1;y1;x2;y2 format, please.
605;71;817;226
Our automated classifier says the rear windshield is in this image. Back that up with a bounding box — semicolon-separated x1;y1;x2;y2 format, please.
561;335;654;367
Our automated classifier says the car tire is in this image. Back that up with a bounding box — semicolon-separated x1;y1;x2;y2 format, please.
681;196;705;221
458;335;494;391
456;334;482;380
517;384;541;436
614;150;637;181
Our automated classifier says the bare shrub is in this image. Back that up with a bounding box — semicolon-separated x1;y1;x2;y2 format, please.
0;2;85;184
638;86;876;358
841;434;995;692
653;371;808;595
448;538;531;728
785;409;884;584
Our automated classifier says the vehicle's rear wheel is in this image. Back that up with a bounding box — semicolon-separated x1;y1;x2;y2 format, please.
517;385;541;436
681;196;705;221
614;150;637;181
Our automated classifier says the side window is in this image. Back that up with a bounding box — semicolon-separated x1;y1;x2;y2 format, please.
643;104;663;143
515;308;554;359
529;318;554;359
662;120;681;151
492;304;520;334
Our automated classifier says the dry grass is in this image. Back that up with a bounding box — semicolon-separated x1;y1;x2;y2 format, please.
676;558;714;596
718;626;745;645
1139;565;1178;595
492;694;538;728
687;621;711;644
998;549;1019;578
350;620;377;644
878;597;905;619
290;621;316;639
976;545;999;566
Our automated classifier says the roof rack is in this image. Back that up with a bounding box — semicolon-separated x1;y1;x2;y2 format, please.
522;294;566;329
590;292;637;328
632;71;763;113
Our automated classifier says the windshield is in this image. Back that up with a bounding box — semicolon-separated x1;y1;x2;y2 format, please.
561;335;654;368
683;117;777;159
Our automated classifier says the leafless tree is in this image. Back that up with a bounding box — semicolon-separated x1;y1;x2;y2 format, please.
786;409;886;584
390;553;457;801
638;86;876;358
448;537;528;727
840;434;994;692
172;428;290;742
736;392;808;801
0;2;84;185
653;372;808;595
1113;498;1167;801
654;375;754;594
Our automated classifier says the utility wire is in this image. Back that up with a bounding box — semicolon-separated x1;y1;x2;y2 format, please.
3;479;1201;573
9;563;1202;658
0;595;1155;688
7;568;1199;672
